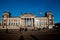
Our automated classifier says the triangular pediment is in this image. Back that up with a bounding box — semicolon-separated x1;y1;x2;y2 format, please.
20;14;35;18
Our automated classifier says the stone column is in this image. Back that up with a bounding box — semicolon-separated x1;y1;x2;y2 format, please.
26;18;27;27
31;18;33;27
29;18;30;26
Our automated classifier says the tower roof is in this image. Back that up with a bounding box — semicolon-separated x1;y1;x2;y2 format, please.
3;12;11;17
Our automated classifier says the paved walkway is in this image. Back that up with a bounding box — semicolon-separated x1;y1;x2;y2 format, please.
0;30;60;40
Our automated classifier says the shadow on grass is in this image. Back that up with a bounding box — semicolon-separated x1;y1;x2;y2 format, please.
30;35;39;40
19;35;24;40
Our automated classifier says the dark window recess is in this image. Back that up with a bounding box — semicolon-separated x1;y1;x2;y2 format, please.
9;23;10;25
27;25;31;27
4;23;6;25
4;20;6;21
50;19;52;21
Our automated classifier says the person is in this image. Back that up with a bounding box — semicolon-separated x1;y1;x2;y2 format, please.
6;28;8;33
20;28;22;34
25;28;27;31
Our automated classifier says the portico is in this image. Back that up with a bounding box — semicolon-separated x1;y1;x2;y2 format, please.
20;14;35;29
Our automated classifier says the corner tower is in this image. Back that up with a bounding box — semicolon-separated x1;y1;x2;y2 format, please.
45;11;54;29
2;12;11;29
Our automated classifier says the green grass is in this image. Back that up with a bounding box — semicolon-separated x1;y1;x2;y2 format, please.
0;29;6;33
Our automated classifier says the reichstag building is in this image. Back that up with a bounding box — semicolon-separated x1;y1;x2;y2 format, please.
1;11;54;30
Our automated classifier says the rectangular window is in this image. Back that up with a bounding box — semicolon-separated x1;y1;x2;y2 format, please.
9;23;10;25
4;23;6;26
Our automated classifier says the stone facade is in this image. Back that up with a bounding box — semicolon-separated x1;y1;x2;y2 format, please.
1;11;54;30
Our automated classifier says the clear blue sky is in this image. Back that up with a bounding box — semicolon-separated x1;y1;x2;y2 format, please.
0;0;60;23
